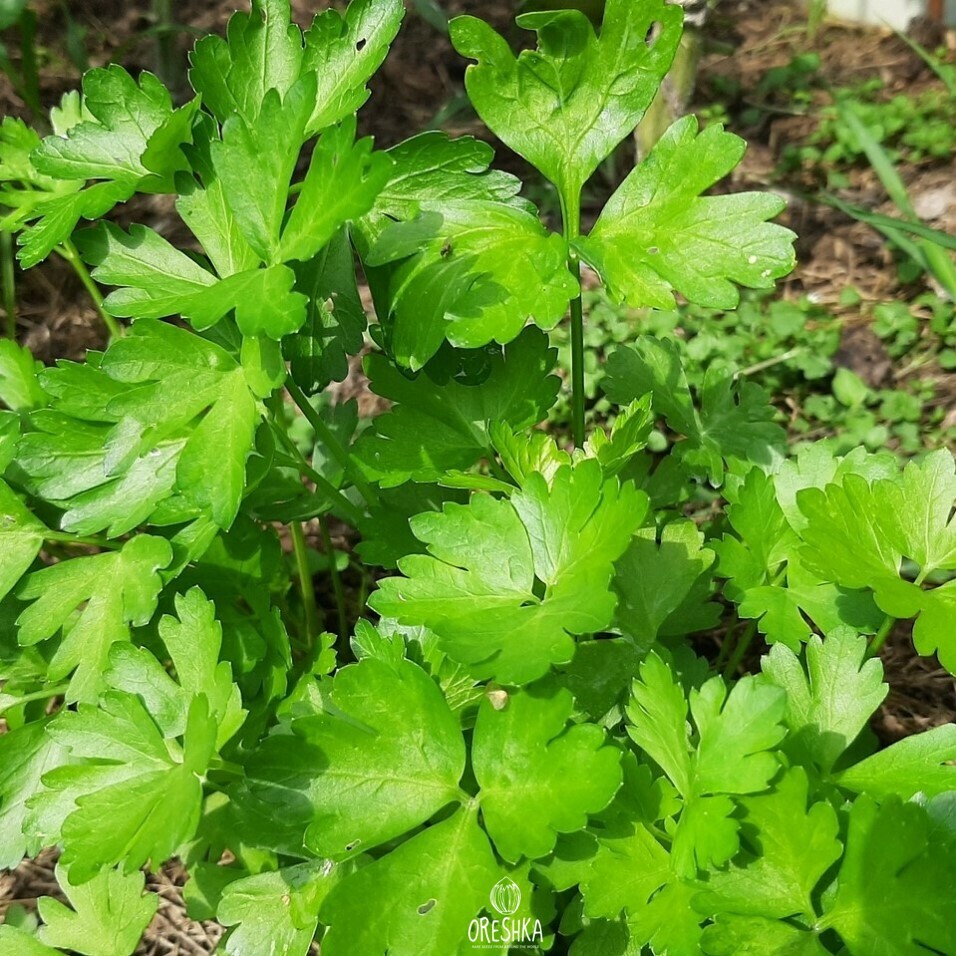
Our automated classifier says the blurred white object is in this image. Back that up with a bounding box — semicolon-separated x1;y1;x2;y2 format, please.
825;0;956;30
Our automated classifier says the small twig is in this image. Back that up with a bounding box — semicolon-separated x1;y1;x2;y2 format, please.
56;239;123;341
291;521;320;647
319;517;348;642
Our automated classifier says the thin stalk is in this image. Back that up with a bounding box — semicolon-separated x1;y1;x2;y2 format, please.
2;683;69;709
291;520;320;646
560;192;586;448
1;231;16;339
867;615;896;658
736;347;804;379
272;436;365;526
45;531;123;550
723;565;788;679
319;517;348;642
285;378;379;506
722;619;758;680
57;239;123;340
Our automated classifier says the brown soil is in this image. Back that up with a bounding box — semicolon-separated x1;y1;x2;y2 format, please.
2;0;956;949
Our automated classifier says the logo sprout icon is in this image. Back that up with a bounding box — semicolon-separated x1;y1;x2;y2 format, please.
489;876;521;916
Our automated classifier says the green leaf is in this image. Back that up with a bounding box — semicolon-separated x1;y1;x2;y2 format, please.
836;724;956;798
761;628;887;774
0;338;46;410
693;768;841;921
357;132;524;250
16;535;172;702
604;338;785;483
701;915;829;955
17;67;197;266
189;0;304;126
367;201;577;369
211;76;314;262
575;117;795;310
370;461;646;683
218;861;354;956
627;879;704;956
626;653;693;797
614;520;717;648
98;321;262;527
0;927;59;956
0;479;46;603
821;796;956;956
450;0;682;205
690;675;787;796
284;228;367;394
77;223;308;339
37;692;215;883
295;655;465;860
575;756;672;921
278;118;392;263
472;680;622;861
37;863;156;956
354;327;559;486
302;0;405;134
0;719;69;869
32;67;194;187
319;806;500;956
797;451;956;670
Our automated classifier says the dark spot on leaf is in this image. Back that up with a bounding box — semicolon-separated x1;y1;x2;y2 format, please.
345;839;361;851
648;246;659;255
418;899;437;915
356;38;367;50
645;22;661;47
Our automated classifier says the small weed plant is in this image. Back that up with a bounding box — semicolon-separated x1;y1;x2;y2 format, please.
1;2;956;954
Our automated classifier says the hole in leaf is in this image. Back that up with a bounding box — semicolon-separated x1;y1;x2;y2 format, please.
356;38;367;50
645;22;661;47
418;899;437;915
345;839;361;852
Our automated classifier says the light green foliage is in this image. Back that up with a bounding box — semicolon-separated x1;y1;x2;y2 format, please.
614;519;718;647
367;200;577;369
219;861;354;956
762;629;886;774
820;796;956;956
472;680;622;861
370;460;646;683
36;864;156;956
298;655;465;859
16;535;171;701
355;327;559;486
798;449;956;669
26;589;240;882
0;478;46;602
577;117;796;310
451;0;682;207
604;337;785;482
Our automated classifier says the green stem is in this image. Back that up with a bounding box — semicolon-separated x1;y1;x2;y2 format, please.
723;565;788;679
2;683;69;710
285;379;379;507
867;615;896;657
45;531;123;550
273;437;364;526
2;231;16;339
291;521;320;646
560;192;586;448
319;517;348;642
57;239;123;341
722;619;759;680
